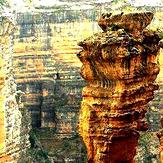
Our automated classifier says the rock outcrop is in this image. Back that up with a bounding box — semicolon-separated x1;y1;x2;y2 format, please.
78;12;161;162
0;13;30;163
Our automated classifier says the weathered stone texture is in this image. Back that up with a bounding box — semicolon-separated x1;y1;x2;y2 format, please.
13;11;89;133
78;12;161;163
11;8;163;161
0;14;30;163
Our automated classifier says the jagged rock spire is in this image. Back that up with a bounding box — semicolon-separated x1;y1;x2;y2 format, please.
78;12;161;163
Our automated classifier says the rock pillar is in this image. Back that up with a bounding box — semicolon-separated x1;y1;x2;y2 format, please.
78;12;161;163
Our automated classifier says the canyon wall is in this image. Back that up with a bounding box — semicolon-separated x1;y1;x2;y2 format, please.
13;10;99;133
12;10;99;162
13;7;163;134
11;6;163;162
0;13;30;163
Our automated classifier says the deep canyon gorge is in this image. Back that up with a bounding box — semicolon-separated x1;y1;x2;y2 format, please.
0;1;163;162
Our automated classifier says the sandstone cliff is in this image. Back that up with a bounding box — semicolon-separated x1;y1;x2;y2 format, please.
13;12;85;132
11;7;163;162
0;13;30;163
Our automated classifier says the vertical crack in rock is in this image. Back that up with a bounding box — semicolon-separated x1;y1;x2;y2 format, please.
78;12;161;163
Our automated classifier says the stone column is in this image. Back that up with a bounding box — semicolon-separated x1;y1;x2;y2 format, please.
78;12;161;163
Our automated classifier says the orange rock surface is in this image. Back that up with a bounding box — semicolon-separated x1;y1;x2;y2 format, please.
78;12;161;163
158;41;163;163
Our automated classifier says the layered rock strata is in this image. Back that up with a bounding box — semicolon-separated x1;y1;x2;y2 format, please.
13;12;85;130
78;12;161;163
0;14;30;163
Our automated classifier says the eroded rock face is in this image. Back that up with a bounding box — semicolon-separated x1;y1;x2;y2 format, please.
78;12;161;163
13;12;84;132
0;15;30;163
98;12;153;33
